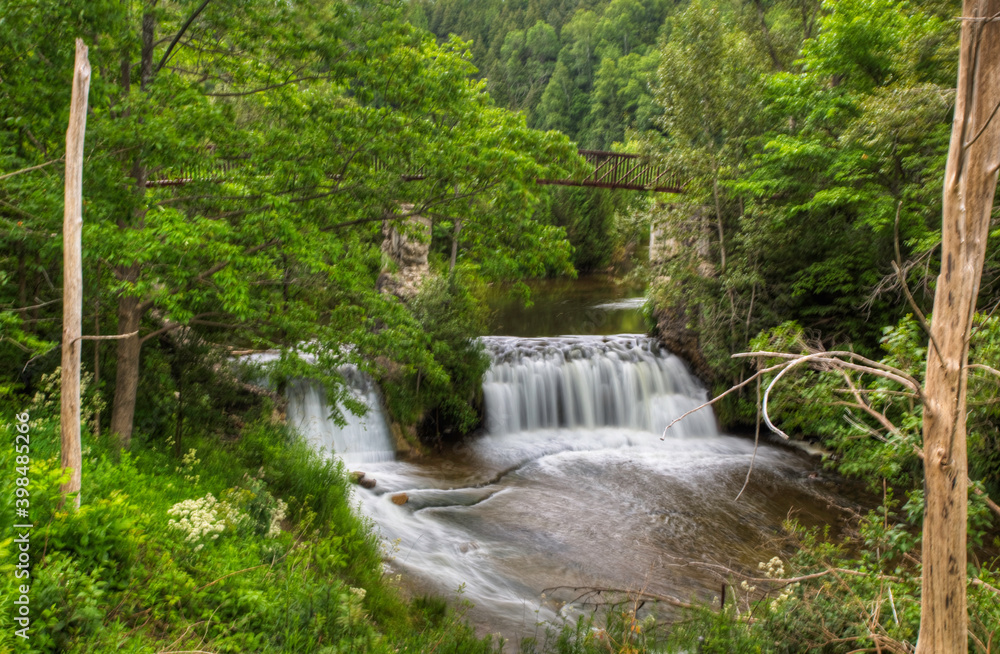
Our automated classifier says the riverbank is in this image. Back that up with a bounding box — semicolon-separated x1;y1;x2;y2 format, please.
0;395;502;653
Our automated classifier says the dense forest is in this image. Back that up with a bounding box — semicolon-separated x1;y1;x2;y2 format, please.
2;0;1000;651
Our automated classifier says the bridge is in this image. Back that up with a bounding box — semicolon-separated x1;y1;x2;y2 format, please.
538;150;683;193
149;149;684;193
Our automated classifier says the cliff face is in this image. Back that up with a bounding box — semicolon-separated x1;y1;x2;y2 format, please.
378;207;432;300
652;299;714;386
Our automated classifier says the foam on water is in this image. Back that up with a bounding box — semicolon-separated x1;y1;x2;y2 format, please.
271;335;837;644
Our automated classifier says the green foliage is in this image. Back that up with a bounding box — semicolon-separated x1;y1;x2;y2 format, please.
750;312;1000;504
0;393;502;653
518;602;667;654
380;270;492;442
643;498;998;654
1;0;581;447
644;0;972;436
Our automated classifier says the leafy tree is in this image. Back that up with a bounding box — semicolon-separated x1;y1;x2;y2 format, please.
0;0;580;447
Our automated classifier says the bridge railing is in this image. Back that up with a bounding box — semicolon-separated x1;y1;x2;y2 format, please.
536;149;684;193
148;149;684;193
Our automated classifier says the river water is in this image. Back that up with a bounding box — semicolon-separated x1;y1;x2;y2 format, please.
286;278;857;646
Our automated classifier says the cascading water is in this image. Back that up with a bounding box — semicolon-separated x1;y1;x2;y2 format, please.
482;335;716;437
286;371;395;464
284;323;851;646
330;332;850;645
245;351;395;464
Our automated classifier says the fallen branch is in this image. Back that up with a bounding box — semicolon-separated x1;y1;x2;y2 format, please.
971;577;1000;595
540;585;694;609
71;330;139;344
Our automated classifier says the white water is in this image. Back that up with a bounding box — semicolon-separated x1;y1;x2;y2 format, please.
286;373;395;464
482;335;716;437
244;350;395;464
284;334;846;645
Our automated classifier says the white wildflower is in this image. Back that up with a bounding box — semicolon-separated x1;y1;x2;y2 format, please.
167;493;242;549
266;499;287;538
761;556;785;579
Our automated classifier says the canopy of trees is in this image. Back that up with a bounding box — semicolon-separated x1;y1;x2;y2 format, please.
1;0;581;445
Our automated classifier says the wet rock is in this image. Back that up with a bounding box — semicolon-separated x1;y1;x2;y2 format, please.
359;477;377;489
391;493;408;505
349;471;366;484
652;298;714;384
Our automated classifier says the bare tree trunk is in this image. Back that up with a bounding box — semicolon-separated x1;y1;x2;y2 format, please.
916;3;1000;652
60;39;90;508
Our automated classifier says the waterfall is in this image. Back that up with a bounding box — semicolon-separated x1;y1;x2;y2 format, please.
481;334;717;438
284;370;395;464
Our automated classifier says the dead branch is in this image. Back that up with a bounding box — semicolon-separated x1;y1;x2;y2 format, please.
0;156;65;181
539;585;693;609
971;578;1000;595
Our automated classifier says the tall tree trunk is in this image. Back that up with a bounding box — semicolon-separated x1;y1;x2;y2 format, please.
60;39;90;508
109;271;142;448
109;6;156;448
916;3;1000;653
751;0;782;71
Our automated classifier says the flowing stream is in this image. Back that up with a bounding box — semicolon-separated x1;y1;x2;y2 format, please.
285;289;857;644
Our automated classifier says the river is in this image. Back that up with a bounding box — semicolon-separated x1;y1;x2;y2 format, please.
286;277;859;647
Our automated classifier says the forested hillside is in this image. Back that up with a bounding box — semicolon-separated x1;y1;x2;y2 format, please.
3;0;1000;651
416;2;1000;650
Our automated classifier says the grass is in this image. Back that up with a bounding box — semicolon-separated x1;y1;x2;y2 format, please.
0;396;502;654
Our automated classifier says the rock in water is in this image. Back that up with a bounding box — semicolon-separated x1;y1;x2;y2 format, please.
391;493;408;505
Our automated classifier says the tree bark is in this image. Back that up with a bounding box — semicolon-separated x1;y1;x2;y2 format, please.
916;3;1000;653
109;272;143;448
60;39;90;508
449;218;462;273
109;6;156;448
750;0;782;71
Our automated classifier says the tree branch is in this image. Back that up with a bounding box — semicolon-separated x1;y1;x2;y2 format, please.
204;74;328;97
154;0;212;74
0;157;65;181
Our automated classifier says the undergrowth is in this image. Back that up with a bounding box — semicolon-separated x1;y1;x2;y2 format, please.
0;393;501;653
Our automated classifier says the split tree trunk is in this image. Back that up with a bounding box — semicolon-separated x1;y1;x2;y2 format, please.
60;39;90;508
916;3;1000;652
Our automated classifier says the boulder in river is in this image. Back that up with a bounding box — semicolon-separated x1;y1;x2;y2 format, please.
391;493;408;505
